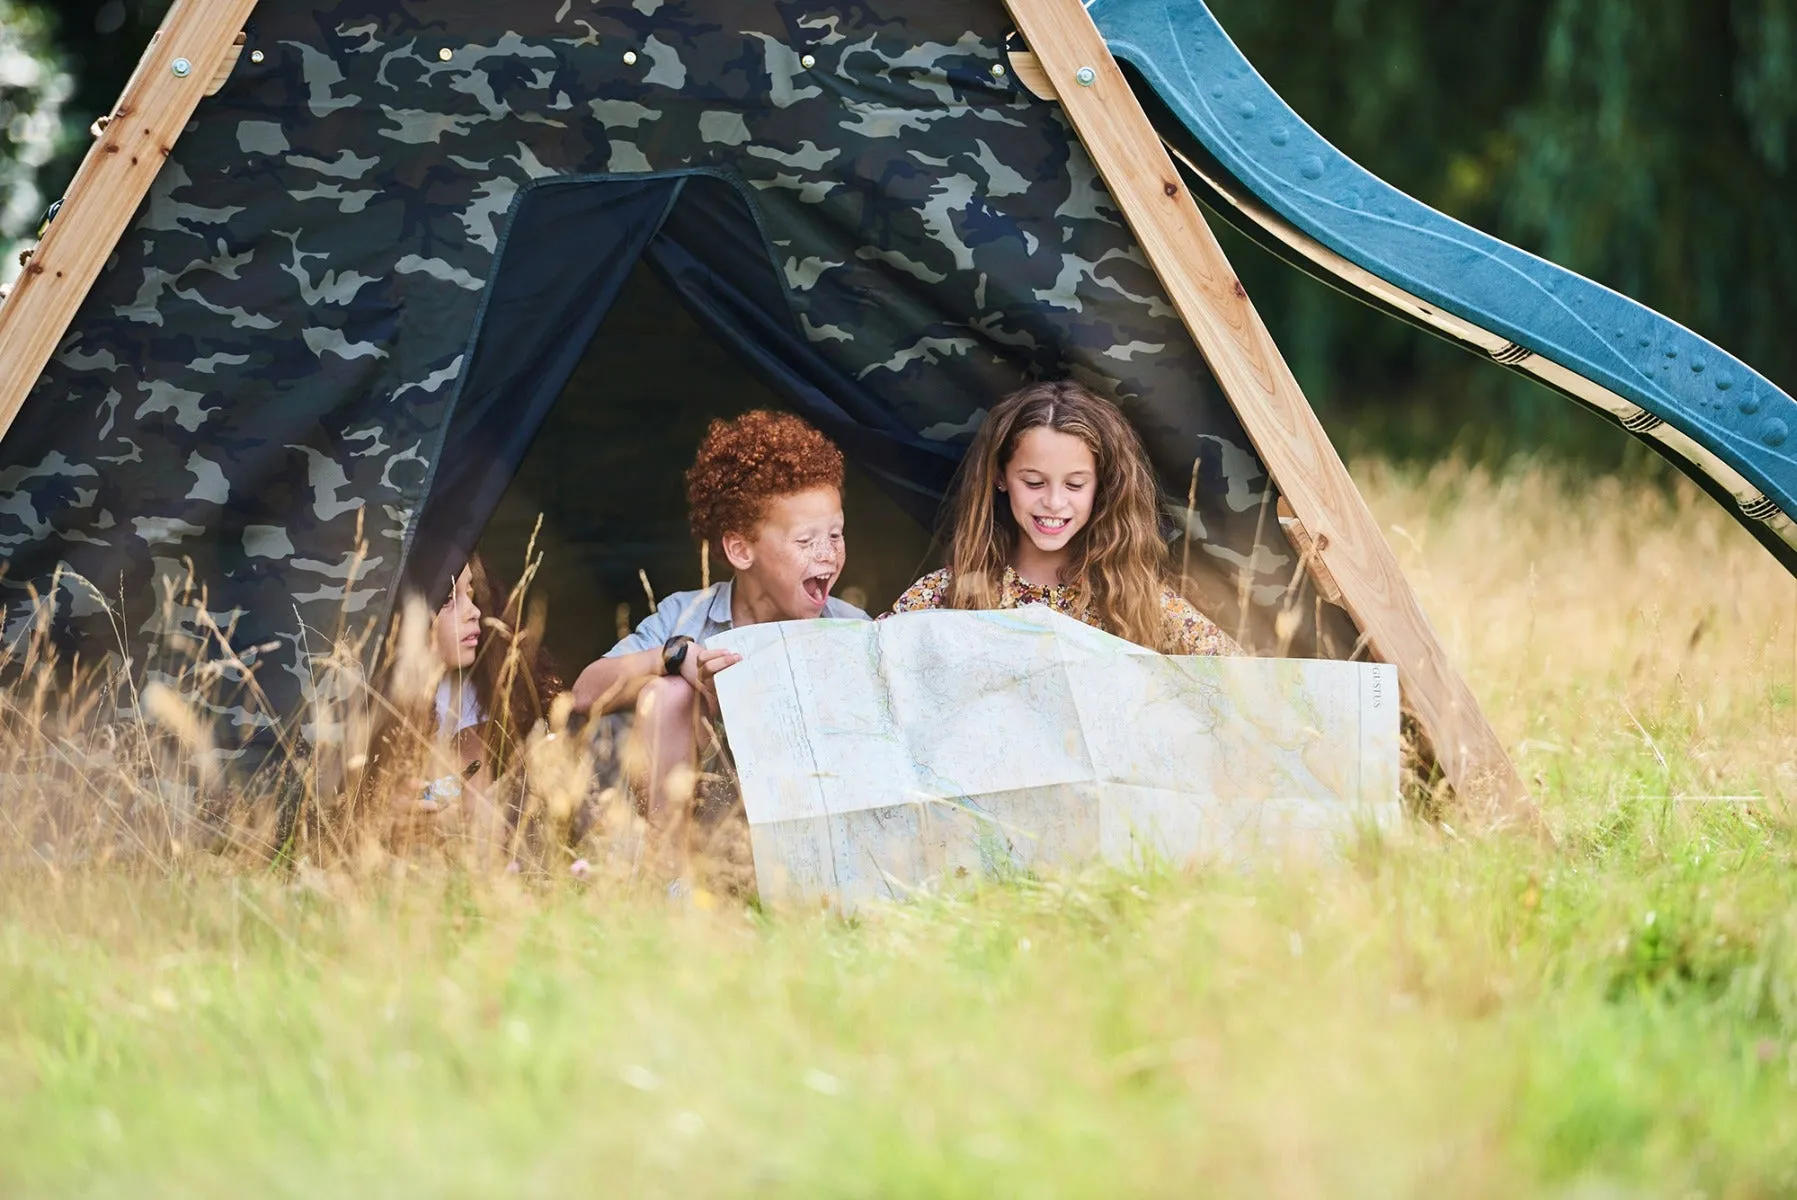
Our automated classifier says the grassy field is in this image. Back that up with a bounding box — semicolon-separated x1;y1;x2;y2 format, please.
2;460;1796;1197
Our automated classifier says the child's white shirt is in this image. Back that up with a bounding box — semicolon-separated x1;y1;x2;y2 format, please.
434;677;483;736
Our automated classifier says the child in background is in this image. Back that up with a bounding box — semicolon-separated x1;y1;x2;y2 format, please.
366;553;561;858
888;380;1236;655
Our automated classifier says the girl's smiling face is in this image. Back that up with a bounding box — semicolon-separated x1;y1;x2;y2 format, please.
432;565;482;670
1003;427;1097;557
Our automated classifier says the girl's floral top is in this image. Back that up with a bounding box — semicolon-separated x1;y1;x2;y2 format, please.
884;566;1238;656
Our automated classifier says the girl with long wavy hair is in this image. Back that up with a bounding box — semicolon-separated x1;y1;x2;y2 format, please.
888;381;1236;655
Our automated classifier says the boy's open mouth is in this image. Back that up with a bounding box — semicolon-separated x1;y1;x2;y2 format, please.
801;572;832;607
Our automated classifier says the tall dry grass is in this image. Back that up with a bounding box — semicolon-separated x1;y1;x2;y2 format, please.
0;554;646;885
1;458;1791;874
1356;458;1796;827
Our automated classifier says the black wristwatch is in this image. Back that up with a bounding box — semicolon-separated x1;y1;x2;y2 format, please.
661;634;695;677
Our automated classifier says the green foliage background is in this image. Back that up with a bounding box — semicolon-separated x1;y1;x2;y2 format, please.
1206;0;1797;464
0;1;69;250
9;0;1796;466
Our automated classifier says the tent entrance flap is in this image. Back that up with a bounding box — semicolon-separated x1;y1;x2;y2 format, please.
407;176;684;605
412;175;938;669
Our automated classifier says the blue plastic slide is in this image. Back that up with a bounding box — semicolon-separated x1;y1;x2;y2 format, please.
1086;0;1797;568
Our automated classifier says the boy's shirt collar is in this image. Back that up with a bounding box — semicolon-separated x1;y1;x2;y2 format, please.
603;579;868;661
704;580;736;630
704;579;865;630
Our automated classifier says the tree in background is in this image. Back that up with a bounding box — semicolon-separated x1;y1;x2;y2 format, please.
42;0;173;167
6;0;1794;464
1210;0;1796;462
0;0;71;279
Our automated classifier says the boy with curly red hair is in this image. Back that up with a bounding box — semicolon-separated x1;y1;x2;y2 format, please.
571;410;866;850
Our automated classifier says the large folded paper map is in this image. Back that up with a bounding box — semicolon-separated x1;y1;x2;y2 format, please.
712;607;1399;910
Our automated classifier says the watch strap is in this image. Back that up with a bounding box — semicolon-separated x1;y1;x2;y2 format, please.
661;634;695;676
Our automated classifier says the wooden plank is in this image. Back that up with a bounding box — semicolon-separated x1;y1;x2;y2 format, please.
1007;50;1058;100
0;0;258;446
1004;0;1536;829
209;33;248;96
1275;498;1344;606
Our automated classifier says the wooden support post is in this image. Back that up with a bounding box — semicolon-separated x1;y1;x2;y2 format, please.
0;0;258;445
1004;0;1536;829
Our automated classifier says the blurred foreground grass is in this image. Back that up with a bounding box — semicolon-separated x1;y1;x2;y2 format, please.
3;460;1796;1197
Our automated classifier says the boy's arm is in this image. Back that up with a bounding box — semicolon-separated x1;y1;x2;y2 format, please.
571;648;664;714
574;640;745;714
572;591;700;714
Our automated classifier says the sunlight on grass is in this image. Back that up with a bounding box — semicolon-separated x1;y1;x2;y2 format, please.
1;461;1794;1196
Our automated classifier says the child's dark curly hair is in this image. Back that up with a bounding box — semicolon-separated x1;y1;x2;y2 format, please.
685;410;845;545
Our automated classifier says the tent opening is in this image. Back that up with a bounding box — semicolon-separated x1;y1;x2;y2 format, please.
413;174;940;671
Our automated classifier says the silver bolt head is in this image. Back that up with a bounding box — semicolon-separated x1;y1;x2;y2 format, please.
800;53;817;69
249;49;265;64
990;62;1007;78
437;47;453;62
171;57;192;77
1075;66;1096;86
623;49;638;65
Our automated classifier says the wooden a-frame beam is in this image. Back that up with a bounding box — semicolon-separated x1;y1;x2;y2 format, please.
1004;0;1536;830
0;0;258;445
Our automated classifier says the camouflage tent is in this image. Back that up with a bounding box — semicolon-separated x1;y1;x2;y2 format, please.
2;0;1789;786
0;1;1333;763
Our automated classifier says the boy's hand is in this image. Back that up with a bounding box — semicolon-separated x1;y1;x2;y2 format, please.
681;645;742;711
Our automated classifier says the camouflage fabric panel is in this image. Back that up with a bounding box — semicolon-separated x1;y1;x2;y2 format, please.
0;0;1334;757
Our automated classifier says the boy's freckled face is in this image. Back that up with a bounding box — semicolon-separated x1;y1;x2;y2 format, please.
737;487;846;620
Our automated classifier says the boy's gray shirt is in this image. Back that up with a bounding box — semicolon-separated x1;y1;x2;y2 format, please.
603;581;869;657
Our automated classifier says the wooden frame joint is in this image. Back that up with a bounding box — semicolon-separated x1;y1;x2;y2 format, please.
208;32;248;96
1007;51;1058;100
1276;498;1345;606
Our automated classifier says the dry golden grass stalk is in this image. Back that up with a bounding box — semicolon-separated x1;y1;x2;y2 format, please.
0;460;1789;882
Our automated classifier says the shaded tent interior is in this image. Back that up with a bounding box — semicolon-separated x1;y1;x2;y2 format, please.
414;173;943;671
0;0;1384;776
414;173;1348;672
475;261;937;670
